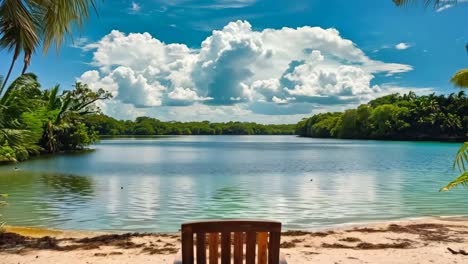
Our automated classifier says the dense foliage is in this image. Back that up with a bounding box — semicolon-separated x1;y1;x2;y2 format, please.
296;92;468;141
84;115;296;136
0;74;111;163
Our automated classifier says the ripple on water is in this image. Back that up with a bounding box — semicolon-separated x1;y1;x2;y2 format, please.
0;136;465;232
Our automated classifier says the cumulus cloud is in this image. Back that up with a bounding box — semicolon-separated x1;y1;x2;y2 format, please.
78;20;420;121
395;42;411;50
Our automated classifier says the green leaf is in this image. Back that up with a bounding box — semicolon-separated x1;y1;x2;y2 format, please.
440;172;468;191
453;142;468;173
451;69;468;88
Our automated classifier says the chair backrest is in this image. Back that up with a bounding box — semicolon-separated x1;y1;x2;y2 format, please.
181;220;282;264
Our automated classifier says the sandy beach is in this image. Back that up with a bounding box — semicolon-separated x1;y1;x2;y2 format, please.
1;217;468;264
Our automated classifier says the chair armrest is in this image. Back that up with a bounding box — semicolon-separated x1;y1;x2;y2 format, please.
173;250;182;264
280;252;288;264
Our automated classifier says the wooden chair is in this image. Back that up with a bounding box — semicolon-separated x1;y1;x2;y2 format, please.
173;220;288;264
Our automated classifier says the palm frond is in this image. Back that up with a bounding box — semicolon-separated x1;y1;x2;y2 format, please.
393;0;468;9
0;0;40;54
453;142;468;173
0;73;40;107
393;0;442;7
39;0;97;53
450;69;468;88
440;172;468;191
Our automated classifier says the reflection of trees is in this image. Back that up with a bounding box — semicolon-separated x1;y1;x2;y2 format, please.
40;173;94;198
0;170;94;226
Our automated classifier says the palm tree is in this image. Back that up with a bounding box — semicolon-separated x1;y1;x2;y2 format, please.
0;74;41;162
0;0;97;93
39;82;111;153
0;0;39;94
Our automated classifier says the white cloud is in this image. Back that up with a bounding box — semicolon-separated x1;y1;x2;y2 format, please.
168;87;213;102
78;20;423;122
130;2;141;13
70;37;89;49
201;0;256;9
395;42;411;50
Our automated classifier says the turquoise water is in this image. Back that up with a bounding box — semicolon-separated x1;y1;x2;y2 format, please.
0;136;466;232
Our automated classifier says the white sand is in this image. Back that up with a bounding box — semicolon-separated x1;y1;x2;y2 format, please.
1;217;468;264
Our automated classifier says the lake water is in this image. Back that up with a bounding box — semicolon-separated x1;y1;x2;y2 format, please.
0;136;466;232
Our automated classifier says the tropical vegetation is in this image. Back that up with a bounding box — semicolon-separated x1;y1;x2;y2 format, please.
0;74;111;163
296;92;467;141
84;115;296;136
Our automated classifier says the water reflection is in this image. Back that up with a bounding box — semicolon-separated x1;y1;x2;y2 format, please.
0;136;465;232
41;174;93;198
0;170;94;228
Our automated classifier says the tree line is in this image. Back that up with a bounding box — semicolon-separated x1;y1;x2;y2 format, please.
296;92;468;141
84;115;296;136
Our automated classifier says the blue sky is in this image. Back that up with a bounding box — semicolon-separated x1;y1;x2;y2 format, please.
1;0;467;123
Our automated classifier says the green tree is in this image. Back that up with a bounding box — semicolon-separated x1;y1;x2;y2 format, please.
337;110;358;138
296;92;465;141
369;104;410;138
37;82;111;153
1;74;110;162
0;0;97;92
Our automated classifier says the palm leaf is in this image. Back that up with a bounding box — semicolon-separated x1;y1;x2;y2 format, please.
0;73;40;107
393;0;442;7
440;172;468;191
38;0;97;53
450;69;468;88
453;142;468;173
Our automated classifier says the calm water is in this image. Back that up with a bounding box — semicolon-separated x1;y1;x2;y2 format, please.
0;136;466;232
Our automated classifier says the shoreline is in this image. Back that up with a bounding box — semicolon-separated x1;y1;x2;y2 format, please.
97;134;466;143
2;217;468;263
5;215;468;236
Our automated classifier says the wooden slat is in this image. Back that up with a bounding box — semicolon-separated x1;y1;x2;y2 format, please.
221;232;231;264
268;232;281;264
182;226;194;264
197;232;207;264
257;232;268;264
233;232;244;264
245;231;256;264
186;220;281;233
209;233;219;264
